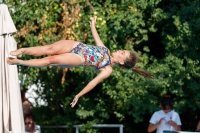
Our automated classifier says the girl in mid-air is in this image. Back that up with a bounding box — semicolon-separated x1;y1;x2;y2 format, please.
7;17;153;107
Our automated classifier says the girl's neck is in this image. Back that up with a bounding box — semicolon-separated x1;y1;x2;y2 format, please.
110;56;117;66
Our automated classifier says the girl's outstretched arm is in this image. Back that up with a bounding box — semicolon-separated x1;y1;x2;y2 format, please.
70;66;112;107
90;17;105;47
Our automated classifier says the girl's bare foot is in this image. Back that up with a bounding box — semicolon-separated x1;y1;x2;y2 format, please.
7;57;19;65
10;50;24;58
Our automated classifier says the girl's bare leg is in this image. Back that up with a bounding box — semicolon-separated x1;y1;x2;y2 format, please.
10;40;79;57
7;53;85;67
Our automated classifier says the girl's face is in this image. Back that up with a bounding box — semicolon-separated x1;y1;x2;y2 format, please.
25;118;35;132
112;50;130;64
162;105;171;113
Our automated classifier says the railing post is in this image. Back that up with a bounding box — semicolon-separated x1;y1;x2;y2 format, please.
119;125;123;133
75;126;79;133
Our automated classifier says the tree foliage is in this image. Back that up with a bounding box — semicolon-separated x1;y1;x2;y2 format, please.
4;0;200;132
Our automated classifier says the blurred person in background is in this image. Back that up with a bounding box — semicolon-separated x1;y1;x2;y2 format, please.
25;115;40;133
196;120;200;131
147;94;182;133
21;90;33;118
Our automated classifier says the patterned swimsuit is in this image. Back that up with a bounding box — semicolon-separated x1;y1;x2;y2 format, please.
71;42;111;70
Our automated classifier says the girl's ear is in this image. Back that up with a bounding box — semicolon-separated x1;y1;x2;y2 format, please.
119;60;124;65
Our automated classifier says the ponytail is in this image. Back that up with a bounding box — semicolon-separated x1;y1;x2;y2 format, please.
120;51;154;78
132;67;154;78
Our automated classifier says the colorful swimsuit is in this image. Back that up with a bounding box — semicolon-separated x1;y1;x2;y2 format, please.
71;42;111;70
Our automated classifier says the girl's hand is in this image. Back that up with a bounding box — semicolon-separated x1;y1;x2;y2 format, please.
167;120;177;127
70;95;80;108
158;117;165;125
90;16;97;27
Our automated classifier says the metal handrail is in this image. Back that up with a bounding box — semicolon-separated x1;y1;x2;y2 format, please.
42;124;124;133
